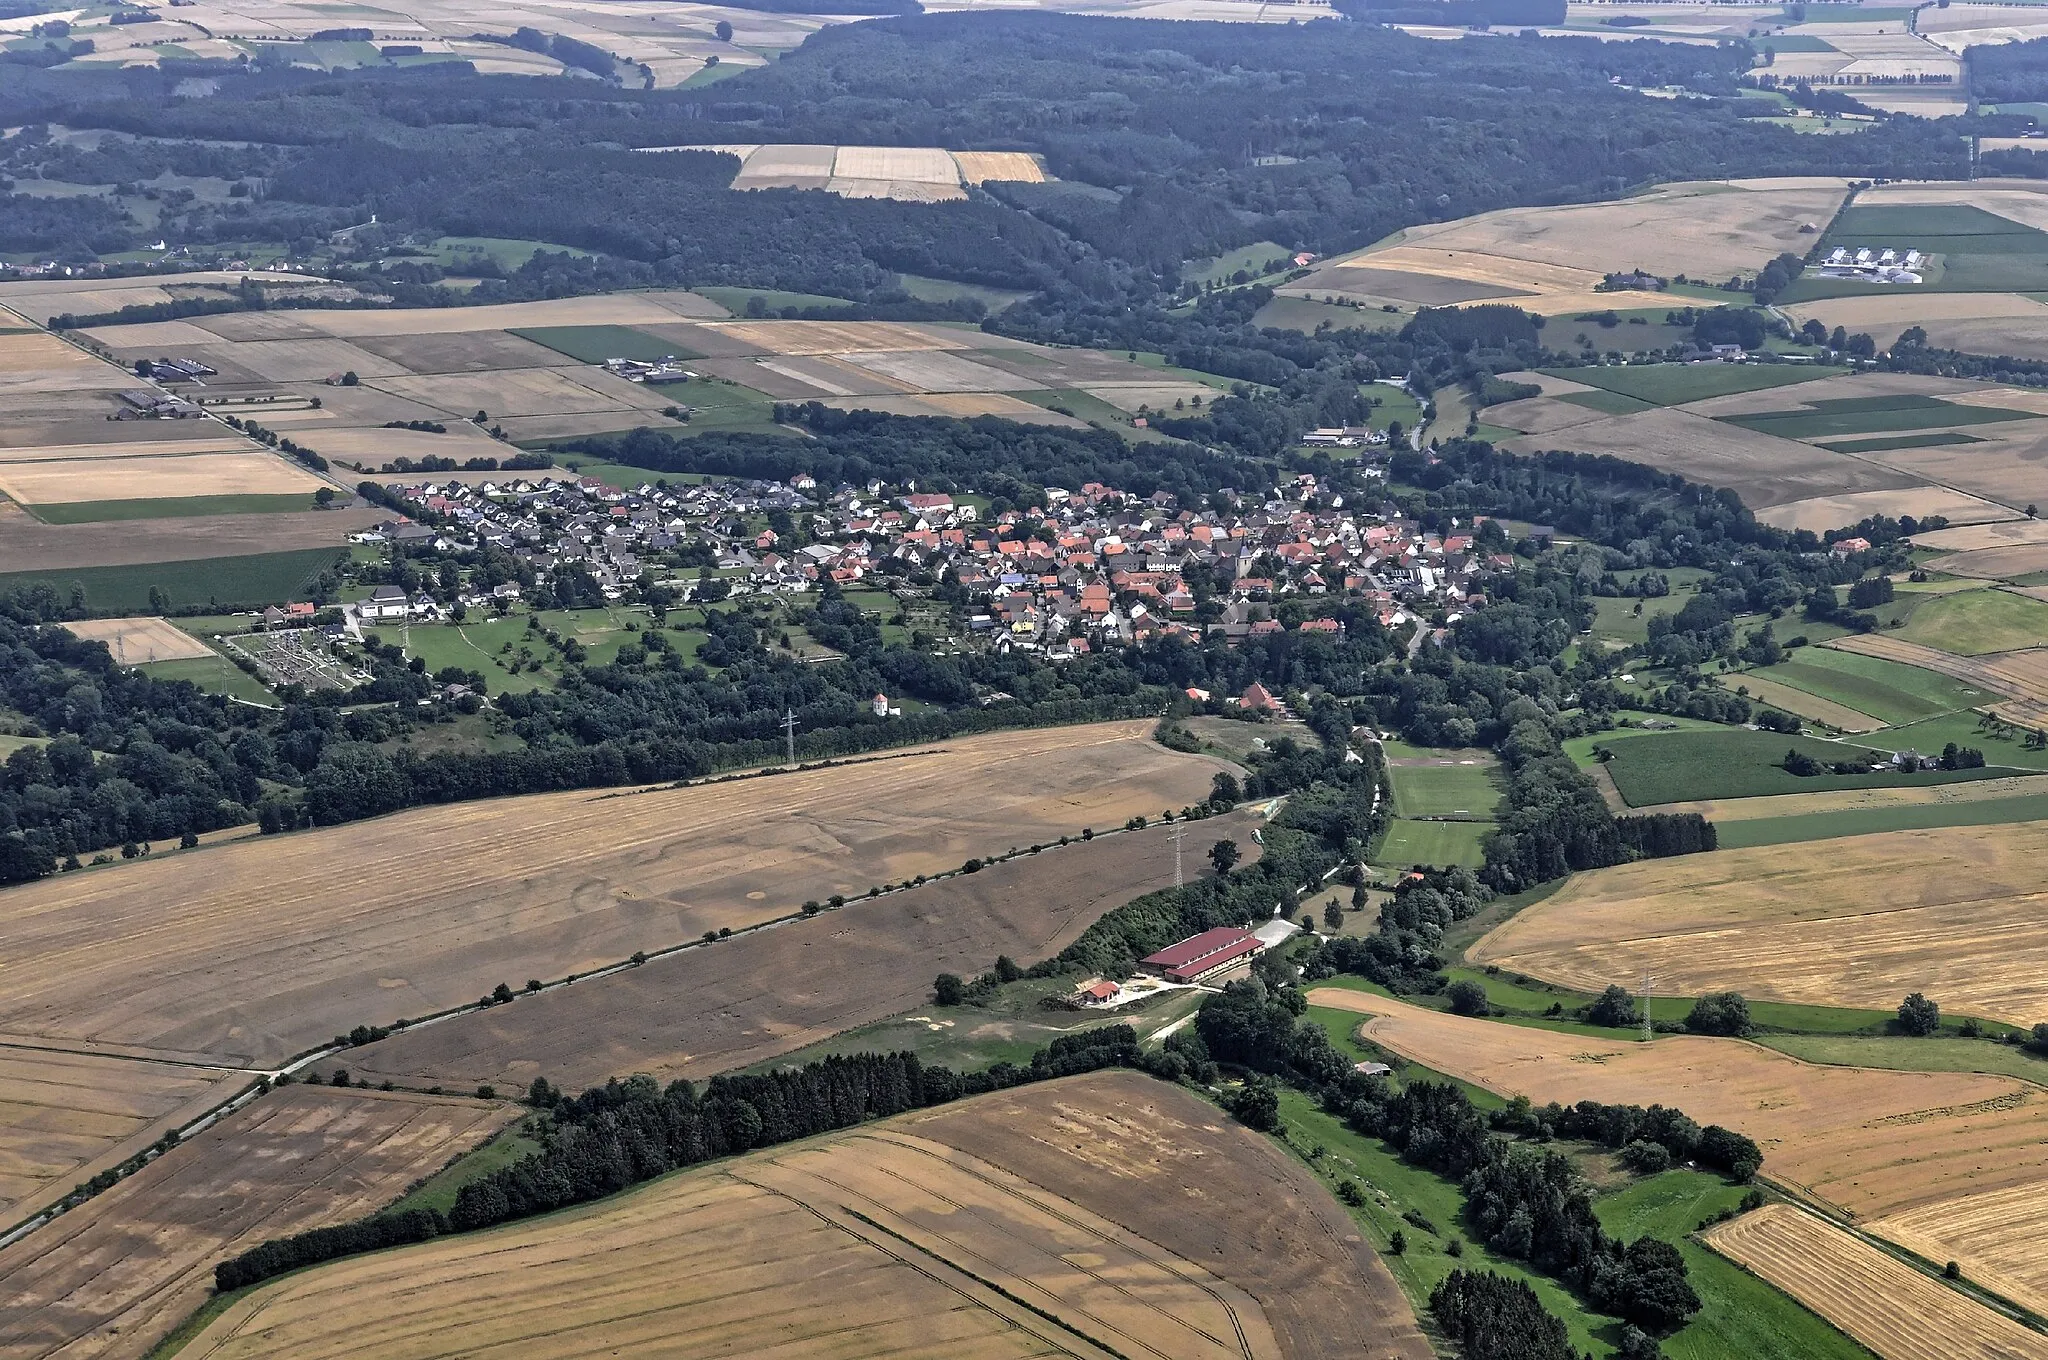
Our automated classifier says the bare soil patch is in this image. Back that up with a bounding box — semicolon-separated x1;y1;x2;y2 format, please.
1470;821;2048;1026
0;450;324;506
335;809;1265;1093
0;1085;510;1360
1705;1204;2048;1360
59;616;216;662
0;723;1230;1068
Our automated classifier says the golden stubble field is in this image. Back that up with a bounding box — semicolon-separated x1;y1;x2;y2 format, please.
1309;989;2048;1325
0;722;1232;1068
58;616;218;663
177;1072;1429;1360
1468;822;2048;1026
0;1084;512;1360
1704;1204;2048;1360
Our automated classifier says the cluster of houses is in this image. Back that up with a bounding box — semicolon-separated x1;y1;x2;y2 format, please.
360;467;1516;651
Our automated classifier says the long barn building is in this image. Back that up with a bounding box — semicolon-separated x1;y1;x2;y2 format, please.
1139;927;1263;985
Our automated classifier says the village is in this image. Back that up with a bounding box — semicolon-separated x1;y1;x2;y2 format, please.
348;463;1519;657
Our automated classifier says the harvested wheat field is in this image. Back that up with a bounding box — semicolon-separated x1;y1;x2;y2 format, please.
1755;487;2016;534
0;451;324;508
707;319;968;355
333;808;1265;1093
1500;406;1919;510
1308;989;2048;1230
0;504;378;574
0;1084;511;1360
1470;822;2048;1026
180;1071;1427;1360
953;150;1047;183
58;617;216;663
0;1045;242;1227
1704;1204;2048;1360
0;722;1231;1067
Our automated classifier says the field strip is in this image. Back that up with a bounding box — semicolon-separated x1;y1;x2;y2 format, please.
1704;1203;2048;1360
1618;773;2048;822
1734;672;1885;731
1827;634;2048;707
1868;1182;2048;1320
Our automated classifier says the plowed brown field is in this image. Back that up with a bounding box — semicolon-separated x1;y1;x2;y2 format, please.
332;809;1266;1093
1704;1204;2048;1360
177;1072;1428;1360
0;1084;510;1360
0;722;1228;1067
1467;822;2048;1025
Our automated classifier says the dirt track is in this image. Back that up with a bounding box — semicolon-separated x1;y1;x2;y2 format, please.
335;810;1265;1092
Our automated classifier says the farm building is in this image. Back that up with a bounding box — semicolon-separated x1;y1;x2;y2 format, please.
1139;927;1263;984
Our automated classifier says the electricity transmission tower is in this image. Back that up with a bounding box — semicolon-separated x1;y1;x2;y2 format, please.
1641;969;1654;1043
1169;824;1187;888
781;707;798;766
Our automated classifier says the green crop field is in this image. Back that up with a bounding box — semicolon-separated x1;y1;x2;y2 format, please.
1814;431;1984;454
0;547;344;615
1596;1176;1877;1360
1878;709;2048;767
1596;727;2018;805
1748;647;1994;725
1187;240;1290;286
1897;588;2048;654
1388;759;1504;819
1713;789;2048;848
1560;388;1655;414
694;285;858;314
1377;817;1491;867
26;493;322;524
1787;203;2048;297
1539;362;1836;406
134;655;277;705
1756;1033;2048;1085
421;236;595;269
1719;393;2033;441
1252;294;1407;334
509;325;699;364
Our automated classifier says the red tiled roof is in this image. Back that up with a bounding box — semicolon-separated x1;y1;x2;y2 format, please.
1142;926;1257;973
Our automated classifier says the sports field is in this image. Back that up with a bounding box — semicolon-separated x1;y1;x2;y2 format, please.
1704;1205;2048;1360
0;722;1233;1068
1469;820;2048;1025
180;1072;1429;1360
1386;753;1503;818
1376;817;1491;868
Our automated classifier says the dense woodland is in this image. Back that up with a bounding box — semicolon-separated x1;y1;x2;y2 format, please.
1;15;1967;288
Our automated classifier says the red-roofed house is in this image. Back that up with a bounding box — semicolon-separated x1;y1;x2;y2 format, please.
1239;681;1281;711
1139;927;1263;984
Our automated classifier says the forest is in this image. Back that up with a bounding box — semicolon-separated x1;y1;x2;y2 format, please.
1;14;1968;293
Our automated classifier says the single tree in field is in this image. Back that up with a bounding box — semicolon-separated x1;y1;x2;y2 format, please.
714;17;732;39
1323;899;1344;932
933;973;965;1006
1208;838;1240;874
1897;992;1941;1036
1586;984;1640;1029
1447;979;1489;1016
1685;991;1752;1037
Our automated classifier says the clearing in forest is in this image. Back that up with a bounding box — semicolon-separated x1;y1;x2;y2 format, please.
177;1071;1428;1360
